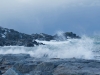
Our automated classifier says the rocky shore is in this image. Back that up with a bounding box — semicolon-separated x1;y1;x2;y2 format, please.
1;27;96;75
0;26;80;47
0;54;100;75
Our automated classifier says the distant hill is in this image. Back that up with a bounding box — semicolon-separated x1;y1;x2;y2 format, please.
0;26;80;47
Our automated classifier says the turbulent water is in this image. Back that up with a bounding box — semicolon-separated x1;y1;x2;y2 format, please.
0;35;100;60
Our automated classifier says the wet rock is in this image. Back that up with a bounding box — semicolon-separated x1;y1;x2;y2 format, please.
0;54;31;74
0;27;44;47
31;33;54;41
64;32;80;38
54;32;80;40
2;58;100;75
2;68;20;75
0;26;80;47
0;71;2;75
32;32;80;41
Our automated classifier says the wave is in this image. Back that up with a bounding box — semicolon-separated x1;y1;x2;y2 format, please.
0;35;98;60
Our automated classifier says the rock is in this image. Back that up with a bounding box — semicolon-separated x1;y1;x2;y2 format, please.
2;58;100;75
25;42;35;47
31;33;54;41
2;68;20;75
64;32;80;38
0;27;44;47
25;41;44;47
0;26;80;47
32;32;80;41
0;54;31;74
54;32;80;40
3;58;56;75
0;37;5;46
0;71;2;75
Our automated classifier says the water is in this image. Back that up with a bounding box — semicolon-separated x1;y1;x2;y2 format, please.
0;35;100;60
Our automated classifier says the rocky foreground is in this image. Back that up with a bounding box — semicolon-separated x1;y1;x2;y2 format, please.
0;54;100;75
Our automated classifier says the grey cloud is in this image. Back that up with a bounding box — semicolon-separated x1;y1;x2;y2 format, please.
0;0;100;35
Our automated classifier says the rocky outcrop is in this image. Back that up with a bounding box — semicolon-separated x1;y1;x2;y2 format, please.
1;54;100;75
0;26;80;47
54;32;80;41
32;32;80;41
31;33;54;41
0;27;44;47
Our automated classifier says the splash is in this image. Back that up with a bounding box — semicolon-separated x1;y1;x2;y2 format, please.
0;35;96;60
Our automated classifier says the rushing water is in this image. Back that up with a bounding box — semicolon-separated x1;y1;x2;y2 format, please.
0;35;100;60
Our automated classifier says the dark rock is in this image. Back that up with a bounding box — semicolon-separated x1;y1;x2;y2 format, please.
54;32;80;40
25;41;44;47
25;42;34;47
0;26;80;47
32;32;80;41
2;68;20;75
31;33;54;41
0;38;5;46
64;32;80;38
0;27;44;47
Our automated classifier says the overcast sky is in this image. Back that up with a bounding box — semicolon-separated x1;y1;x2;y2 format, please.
0;0;100;35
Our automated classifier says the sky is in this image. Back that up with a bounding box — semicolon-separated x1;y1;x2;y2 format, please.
0;0;100;35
